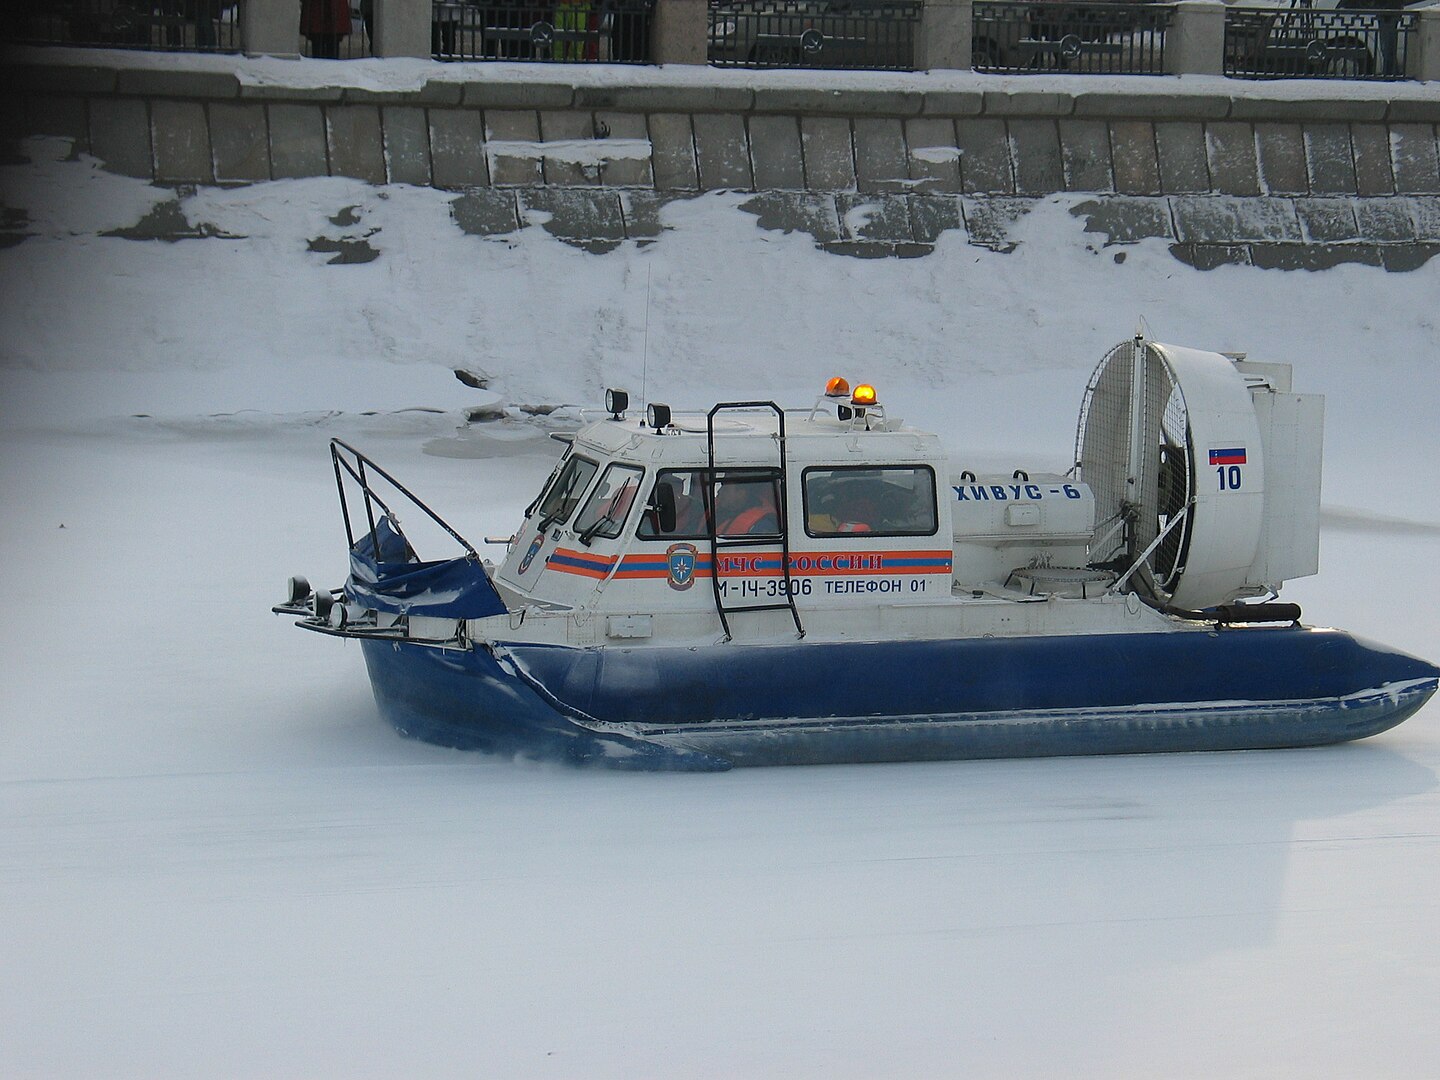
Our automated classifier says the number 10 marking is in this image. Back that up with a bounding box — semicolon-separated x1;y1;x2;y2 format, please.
1217;465;1243;490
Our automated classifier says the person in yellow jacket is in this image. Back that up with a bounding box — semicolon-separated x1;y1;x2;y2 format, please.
554;0;594;60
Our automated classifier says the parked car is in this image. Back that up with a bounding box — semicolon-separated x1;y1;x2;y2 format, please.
708;0;919;70
1225;0;1426;79
971;0;1166;72
59;0;153;45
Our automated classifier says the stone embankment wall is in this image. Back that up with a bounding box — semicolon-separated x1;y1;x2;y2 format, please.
5;55;1440;269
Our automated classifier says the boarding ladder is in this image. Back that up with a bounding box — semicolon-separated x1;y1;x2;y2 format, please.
706;402;805;642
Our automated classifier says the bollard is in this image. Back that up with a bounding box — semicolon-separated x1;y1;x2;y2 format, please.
374;0;432;58
1165;0;1226;77
1412;3;1440;82
243;0;302;57
653;0;708;64
918;0;972;70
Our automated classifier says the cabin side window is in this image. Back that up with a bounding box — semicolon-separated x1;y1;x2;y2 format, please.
803;466;938;538
574;463;645;542
638;469;711;539
714;472;782;538
637;469;783;539
534;455;599;528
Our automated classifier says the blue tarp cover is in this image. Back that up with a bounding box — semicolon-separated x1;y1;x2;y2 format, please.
346;516;508;619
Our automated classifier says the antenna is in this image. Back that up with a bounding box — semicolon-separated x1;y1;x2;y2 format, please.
641;262;652;408
1126;328;1147;494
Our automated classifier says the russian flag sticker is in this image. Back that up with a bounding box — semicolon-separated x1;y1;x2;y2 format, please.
1209;447;1247;466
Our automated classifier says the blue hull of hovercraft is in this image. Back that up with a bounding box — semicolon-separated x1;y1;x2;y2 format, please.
359;627;1439;771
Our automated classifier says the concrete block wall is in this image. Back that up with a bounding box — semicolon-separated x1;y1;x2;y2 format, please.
5;58;1440;267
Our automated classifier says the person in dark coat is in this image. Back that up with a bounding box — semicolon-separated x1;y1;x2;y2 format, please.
191;0;220;49
1345;0;1425;78
301;0;351;58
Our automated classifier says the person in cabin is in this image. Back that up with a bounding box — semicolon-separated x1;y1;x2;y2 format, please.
715;480;779;536
808;480;881;535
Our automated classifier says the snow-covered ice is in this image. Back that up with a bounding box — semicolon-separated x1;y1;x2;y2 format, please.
2;129;1439;1077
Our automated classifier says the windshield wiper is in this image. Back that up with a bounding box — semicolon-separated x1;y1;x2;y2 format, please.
536;473;580;533
578;510;617;546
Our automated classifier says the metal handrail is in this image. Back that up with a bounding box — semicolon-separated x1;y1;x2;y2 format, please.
708;0;920;71
1224;3;1416;80
972;1;1171;75
4;0;241;53
329;439;480;563
431;0;657;63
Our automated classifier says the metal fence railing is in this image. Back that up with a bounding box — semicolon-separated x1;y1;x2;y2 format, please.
6;0;241;52
305;30;373;59
431;0;654;62
5;0;1422;80
708;1;920;71
972;1;1170;74
1225;5;1415;80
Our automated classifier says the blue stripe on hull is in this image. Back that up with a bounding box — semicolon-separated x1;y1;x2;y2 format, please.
360;629;1439;770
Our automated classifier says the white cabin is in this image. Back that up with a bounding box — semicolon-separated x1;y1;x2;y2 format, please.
481;385;1142;648
477;345;1322;650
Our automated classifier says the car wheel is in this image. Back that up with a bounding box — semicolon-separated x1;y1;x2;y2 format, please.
1322;35;1374;77
749;41;802;67
972;35;1002;70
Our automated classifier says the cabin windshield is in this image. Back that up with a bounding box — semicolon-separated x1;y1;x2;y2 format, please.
535;455;599;529
524;449;568;519
575;463;644;542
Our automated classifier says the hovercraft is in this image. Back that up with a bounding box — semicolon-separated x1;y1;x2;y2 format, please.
275;337;1439;770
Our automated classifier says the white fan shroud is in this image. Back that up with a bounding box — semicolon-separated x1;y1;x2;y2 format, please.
1077;339;1266;610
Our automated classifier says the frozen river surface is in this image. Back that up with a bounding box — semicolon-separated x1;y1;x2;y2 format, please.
2;141;1439;1077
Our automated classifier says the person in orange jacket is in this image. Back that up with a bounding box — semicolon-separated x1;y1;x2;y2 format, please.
716;482;779;536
